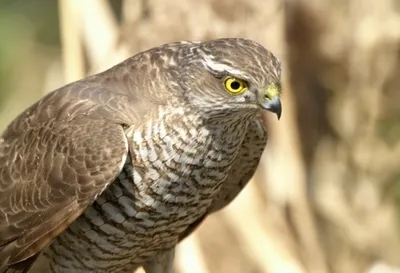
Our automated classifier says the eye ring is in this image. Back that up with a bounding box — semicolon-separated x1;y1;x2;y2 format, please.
224;77;248;95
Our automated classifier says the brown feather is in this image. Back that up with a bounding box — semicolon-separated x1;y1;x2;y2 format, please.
0;38;280;272
0;255;38;273
0;84;138;266
179;118;267;242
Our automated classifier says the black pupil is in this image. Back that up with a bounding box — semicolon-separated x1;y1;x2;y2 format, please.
230;81;241;90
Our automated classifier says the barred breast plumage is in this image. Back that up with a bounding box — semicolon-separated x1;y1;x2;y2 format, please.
45;106;251;273
0;38;281;273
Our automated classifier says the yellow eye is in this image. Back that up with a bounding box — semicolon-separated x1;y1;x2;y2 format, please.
224;77;248;94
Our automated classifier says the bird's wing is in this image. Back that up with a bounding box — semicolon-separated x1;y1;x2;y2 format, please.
179;117;267;241
0;81;141;267
0;254;38;273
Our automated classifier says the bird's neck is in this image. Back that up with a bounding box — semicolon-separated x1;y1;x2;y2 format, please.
126;103;252;168
124;104;251;208
165;104;254;135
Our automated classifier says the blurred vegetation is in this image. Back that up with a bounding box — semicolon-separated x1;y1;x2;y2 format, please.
0;0;122;128
0;0;60;128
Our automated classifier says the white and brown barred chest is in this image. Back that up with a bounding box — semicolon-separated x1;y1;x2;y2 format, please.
45;107;252;272
118;107;251;235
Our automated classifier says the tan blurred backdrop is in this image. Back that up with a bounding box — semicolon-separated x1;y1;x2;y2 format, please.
0;0;400;273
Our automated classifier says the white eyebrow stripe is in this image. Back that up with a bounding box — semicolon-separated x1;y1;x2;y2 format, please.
202;55;244;75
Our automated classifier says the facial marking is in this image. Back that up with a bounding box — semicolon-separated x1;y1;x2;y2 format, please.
201;55;244;76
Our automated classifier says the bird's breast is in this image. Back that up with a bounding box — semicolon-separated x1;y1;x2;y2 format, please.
45;110;250;272
125;111;249;219
118;110;249;237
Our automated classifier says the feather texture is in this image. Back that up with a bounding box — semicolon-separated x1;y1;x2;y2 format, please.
0;38;281;273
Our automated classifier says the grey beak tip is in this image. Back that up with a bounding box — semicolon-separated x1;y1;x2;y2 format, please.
265;96;282;120
259;94;282;119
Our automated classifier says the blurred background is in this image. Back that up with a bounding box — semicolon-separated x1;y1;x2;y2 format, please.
1;0;400;272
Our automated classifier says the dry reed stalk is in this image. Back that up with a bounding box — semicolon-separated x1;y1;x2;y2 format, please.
58;0;85;84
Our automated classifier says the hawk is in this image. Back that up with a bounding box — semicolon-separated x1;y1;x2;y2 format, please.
0;38;282;273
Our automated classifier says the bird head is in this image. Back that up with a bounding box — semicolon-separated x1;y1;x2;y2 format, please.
174;38;282;120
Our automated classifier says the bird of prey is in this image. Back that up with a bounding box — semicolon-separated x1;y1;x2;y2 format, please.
0;38;282;273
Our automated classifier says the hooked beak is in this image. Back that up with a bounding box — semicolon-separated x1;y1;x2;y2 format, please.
259;83;282;120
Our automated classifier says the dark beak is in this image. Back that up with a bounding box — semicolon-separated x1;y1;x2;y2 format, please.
261;95;282;120
259;83;282;120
